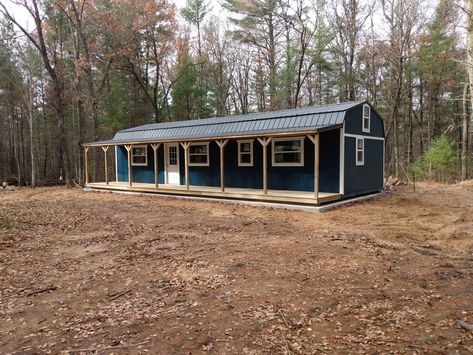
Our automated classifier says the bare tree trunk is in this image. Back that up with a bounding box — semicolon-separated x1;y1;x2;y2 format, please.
466;0;473;179
27;80;36;188
268;10;277;110
462;82;469;180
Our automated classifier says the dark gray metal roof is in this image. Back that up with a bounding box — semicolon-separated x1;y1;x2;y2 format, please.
88;101;364;145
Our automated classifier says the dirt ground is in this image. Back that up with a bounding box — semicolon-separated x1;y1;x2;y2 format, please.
1;182;473;354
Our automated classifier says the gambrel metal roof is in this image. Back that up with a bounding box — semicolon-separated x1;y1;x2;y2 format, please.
88;101;364;145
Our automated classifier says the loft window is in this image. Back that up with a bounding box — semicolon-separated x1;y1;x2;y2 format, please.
238;140;253;166
356;138;364;166
131;145;148;166
189;143;209;166
362;104;371;132
272;137;304;167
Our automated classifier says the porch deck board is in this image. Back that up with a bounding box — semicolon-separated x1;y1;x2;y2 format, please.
86;181;341;205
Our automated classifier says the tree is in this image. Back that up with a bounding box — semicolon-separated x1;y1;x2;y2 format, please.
171;36;200;120
1;0;72;183
224;0;283;110
422;135;459;182
464;0;473;180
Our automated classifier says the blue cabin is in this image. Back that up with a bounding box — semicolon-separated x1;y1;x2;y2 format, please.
84;101;385;205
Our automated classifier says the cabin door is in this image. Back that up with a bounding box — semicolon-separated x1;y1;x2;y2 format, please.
165;143;180;185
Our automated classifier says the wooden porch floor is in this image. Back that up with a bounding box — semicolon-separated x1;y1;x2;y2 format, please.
86;181;342;205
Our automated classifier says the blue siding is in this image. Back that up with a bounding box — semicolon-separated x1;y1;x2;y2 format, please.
319;130;340;193
115;129;342;193
343;103;385;198
345;104;384;137
186;142;221;187
267;138;313;191
117;145;165;184
224;140;263;189
344;138;384;197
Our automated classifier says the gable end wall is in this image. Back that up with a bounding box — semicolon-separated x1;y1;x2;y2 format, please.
343;104;385;198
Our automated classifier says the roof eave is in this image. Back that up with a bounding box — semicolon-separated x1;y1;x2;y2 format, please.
82;124;342;147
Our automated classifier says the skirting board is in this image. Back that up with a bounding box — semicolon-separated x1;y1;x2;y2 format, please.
84;187;383;213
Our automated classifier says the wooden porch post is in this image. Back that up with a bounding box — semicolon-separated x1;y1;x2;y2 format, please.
307;133;319;200
151;143;161;188
102;146;109;185
257;137;272;195
216;140;229;192
180;142;190;191
124;145;133;187
84;146;89;185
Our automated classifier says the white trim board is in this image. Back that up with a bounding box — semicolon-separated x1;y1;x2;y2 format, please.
339;125;344;195
188;142;210;167
344;133;384;141
115;146;118;182
237;139;254;167
271;136;305;167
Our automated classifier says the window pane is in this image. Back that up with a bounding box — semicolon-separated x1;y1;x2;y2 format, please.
357;151;363;162
275;152;301;163
363;105;370;118
190;154;208;164
168;146;177;165
240;142;251;153
274;140;301;152
133;156;146;164
190;144;207;154
240;153;251;163
133;147;146;156
357;139;364;150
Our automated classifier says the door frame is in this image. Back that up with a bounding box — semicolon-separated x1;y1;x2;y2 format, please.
164;143;180;185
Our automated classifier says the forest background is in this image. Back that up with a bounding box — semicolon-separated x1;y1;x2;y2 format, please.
0;0;471;186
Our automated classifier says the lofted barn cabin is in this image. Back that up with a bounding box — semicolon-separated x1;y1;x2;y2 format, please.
84;101;385;206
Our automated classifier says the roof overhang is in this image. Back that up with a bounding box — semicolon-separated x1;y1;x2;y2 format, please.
83;124;342;147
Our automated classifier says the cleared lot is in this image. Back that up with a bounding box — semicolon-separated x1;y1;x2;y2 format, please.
1;183;473;354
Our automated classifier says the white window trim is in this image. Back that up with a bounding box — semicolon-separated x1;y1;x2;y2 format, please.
189;142;210;167
237;139;254;166
344;133;384;141
362;103;371;133
271;136;304;167
131;145;148;166
356;138;364;166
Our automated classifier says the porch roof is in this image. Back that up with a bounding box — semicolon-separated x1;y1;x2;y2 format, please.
86;101;363;146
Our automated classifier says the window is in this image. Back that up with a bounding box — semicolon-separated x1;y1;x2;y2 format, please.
356;138;364;166
131;145;147;166
362;104;370;132
272;137;304;167
189;143;209;166
238;140;253;166
168;145;178;166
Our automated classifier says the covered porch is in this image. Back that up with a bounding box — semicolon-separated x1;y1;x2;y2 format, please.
86;181;341;205
83;130;343;206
